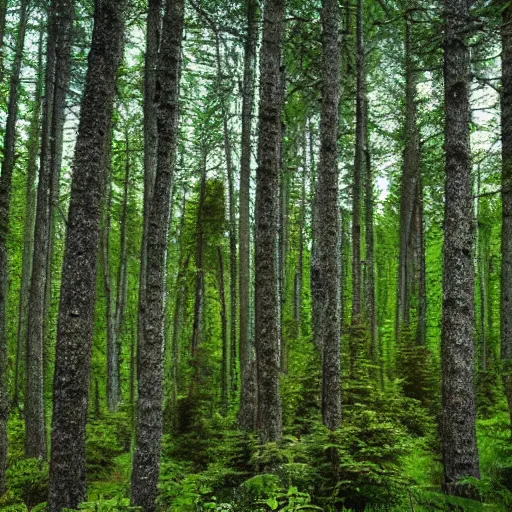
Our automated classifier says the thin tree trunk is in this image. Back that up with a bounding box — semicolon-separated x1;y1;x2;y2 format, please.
131;0;183;508
501;0;512;434
0;0;7;86
191;156;207;357
13;26;44;409
25;0;74;460
317;0;342;431
417;178;427;346
0;0;29;492
218;246;228;415
254;0;285;443
396;16;420;336
48;2;125;509
351;0;363;322
238;0;258;432
364;128;377;365
441;0;480;494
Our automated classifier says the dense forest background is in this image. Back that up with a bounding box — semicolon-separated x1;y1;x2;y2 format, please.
0;0;511;510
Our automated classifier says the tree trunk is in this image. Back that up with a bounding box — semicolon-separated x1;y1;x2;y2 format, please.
351;0;363;322
254;0;285;443
218;246;229;415
0;0;7;86
238;0;258;432
317;0;342;431
501;0;512;433
13;26;44;409
441;0;480;494
364;128;377;365
48;2;125;510
191;157;207;357
396;16;421;337
131;0;183;508
139;0;162;367
0;0;29;492
25;0;74;460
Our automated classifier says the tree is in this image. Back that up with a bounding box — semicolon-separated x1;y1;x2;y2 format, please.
254;0;285;443
316;0;342;430
0;0;30;493
25;0;75;461
48;1;126;509
131;0;184;508
238;0;258;432
441;0;480;494
501;0;512;431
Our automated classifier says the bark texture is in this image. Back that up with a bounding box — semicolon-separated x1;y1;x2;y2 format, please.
501;0;512;431
139;0;162;361
238;0;258;431
131;0;184;508
25;0;74;460
254;0;285;443
0;0;29;492
441;0;480;494
48;2;125;509
317;0;342;430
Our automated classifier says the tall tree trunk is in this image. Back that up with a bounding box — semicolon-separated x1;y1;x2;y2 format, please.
501;0;512;433
417;178;427;346
13;26;44;409
396;16;420;336
351;0;363;322
254;0;285;443
48;2;125;509
191;156;207;357
131;0;183;509
238;0;258;431
102;148;120;413
364;127;377;364
0;0;29;492
317;0;342;431
139;0;162;365
25;0;74;460
441;0;480;494
218;246;228;415
0;0;7;86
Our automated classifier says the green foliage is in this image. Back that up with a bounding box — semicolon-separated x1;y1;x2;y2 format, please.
0;458;48;509
86;412;131;481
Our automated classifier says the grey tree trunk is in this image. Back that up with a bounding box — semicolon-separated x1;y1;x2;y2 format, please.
238;0;258;432
351;0;363;322
139;0;162;363
317;0;342;431
396;16;421;338
218;246;228;415
191;156;207;356
14;26;44;409
131;0;183;508
254;0;285;444
501;0;512;432
0;0;7;86
441;0;480;494
47;2;125;510
25;0;74;460
0;0;29;493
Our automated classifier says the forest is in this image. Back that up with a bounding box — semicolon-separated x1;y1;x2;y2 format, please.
0;0;510;510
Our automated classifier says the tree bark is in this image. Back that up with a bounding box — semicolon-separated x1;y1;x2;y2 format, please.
254;0;285;443
351;0;363;322
317;0;342;431
218;246;228;415
441;0;480;494
238;0;258;432
501;0;512;433
0;0;7;86
131;0;183;508
25;0;74;460
0;0;29;493
48;2;125;509
13;25;44;409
